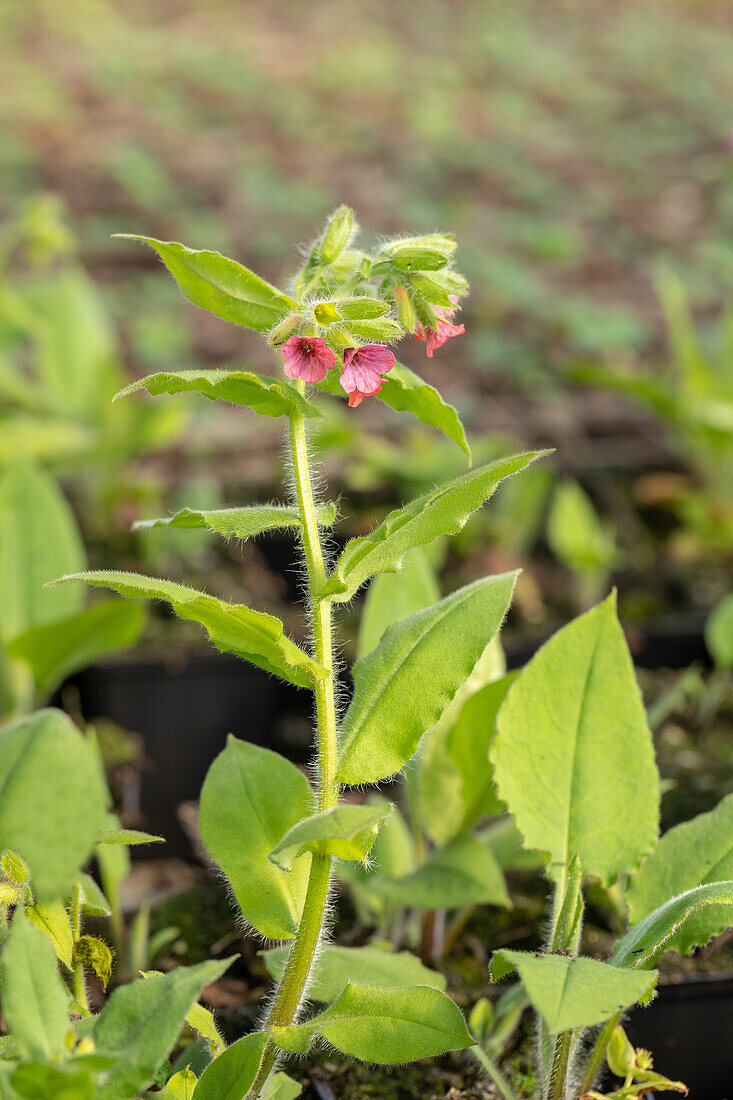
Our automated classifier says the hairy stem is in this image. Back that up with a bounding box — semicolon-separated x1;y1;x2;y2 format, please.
71;883;89;1015
249;385;339;1097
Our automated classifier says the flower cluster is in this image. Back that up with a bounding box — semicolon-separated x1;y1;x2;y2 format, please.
273;207;468;409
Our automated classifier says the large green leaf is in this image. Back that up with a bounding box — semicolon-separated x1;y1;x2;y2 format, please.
375;833;509;909
54;571;325;689
338;572;517;785
262;943;446;1001
199;737;313;940
191;1032;267;1100
491;594;659;884
8;600;144;697
116;369;321;420
490;950;657;1034
376;363;470;459
271;983;472;1064
115;236;295;332
322;452;542;601
612;881;733;969
93;958;233;1100
625;794;733;954
0;709;108;898
135;503;335;541
1;910;71;1061
0;463;85;640
269;803;391;868
357;546;439;659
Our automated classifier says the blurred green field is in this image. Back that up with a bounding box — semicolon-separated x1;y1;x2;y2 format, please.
2;0;733;390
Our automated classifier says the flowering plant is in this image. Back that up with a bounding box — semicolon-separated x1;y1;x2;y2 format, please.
50;207;542;1097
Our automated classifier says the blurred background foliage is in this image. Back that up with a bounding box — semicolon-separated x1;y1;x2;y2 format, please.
0;0;732;639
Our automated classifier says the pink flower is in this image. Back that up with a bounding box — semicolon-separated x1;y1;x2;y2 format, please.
340;344;395;407
281;335;336;383
414;297;465;358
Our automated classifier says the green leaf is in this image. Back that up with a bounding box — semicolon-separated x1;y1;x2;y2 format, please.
75;873;111;917
375;363;471;458
116;369;321;420
612;881;733;970
191;1033;267;1100
260;1072;302;1100
390;246;451;271
185;1002;225;1058
115;236;295;332
53;571;325;689
0;463;85;640
199;737;313;940
262;944;446;1002
491;594;659;884
10;1062;95;1100
271;983;472;1064
706;593;733;670
490;950;657;1033
99;828;164;845
357;546;439;659
338;572;518;785
376;833;509;909
164;1068;197;1099
1;910;71;1061
93;957;233;1100
547;479;617;576
26;899;74;969
269;803;391;868
323;452;542;601
334;296;390;321
0;709;108;897
8;600;144;698
625;794;733;954
73;936;114;989
135;502;335;540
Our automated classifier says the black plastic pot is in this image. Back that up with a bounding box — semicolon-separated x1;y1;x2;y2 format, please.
626;973;733;1098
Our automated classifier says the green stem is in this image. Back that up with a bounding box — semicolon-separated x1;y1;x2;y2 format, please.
249;386;339;1097
470;1043;517;1100
71;883;89;1015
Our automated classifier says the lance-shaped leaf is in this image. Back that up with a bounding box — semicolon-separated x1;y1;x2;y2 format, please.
115;236;295;332
376;363;471;458
491;594;659;884
262;943;446;1001
53;571;326;688
93;958;233;1100
26;898;74;969
338;572;517;785
8;599;144;697
1;911;71;1061
135;502;335;540
116;369;321;420
376;833;509;909
99;827;164;846
261;1072;302;1100
75;873;112;917
164;1068;197;1099
612;881;733;970
625;794;733;955
270;983;472;1064
490;951;657;1034
323;452;542;601
269;803;391;869
200;737;313;940
0;709;108;898
191;1032;268;1100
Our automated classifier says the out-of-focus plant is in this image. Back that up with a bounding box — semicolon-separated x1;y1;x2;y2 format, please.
0;708;229;1099
573;271;733;557
0;196;187;492
546;479;618;609
55;206;548;1097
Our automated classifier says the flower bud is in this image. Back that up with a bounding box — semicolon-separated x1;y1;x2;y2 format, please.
320;205;356;265
394;285;417;333
267;314;301;347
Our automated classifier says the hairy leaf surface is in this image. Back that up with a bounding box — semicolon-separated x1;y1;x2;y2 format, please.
262;943;446;1001
116;369;320;419
613;881;733;969
135;503;335;540
376;363;470;458
269;803;391;868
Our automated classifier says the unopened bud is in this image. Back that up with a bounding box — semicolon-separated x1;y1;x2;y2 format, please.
267;314;300;347
320;205;355;265
394;285;417;333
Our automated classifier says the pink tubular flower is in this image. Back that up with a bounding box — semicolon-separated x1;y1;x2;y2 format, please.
414;296;465;358
280;335;336;383
340;344;395;408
